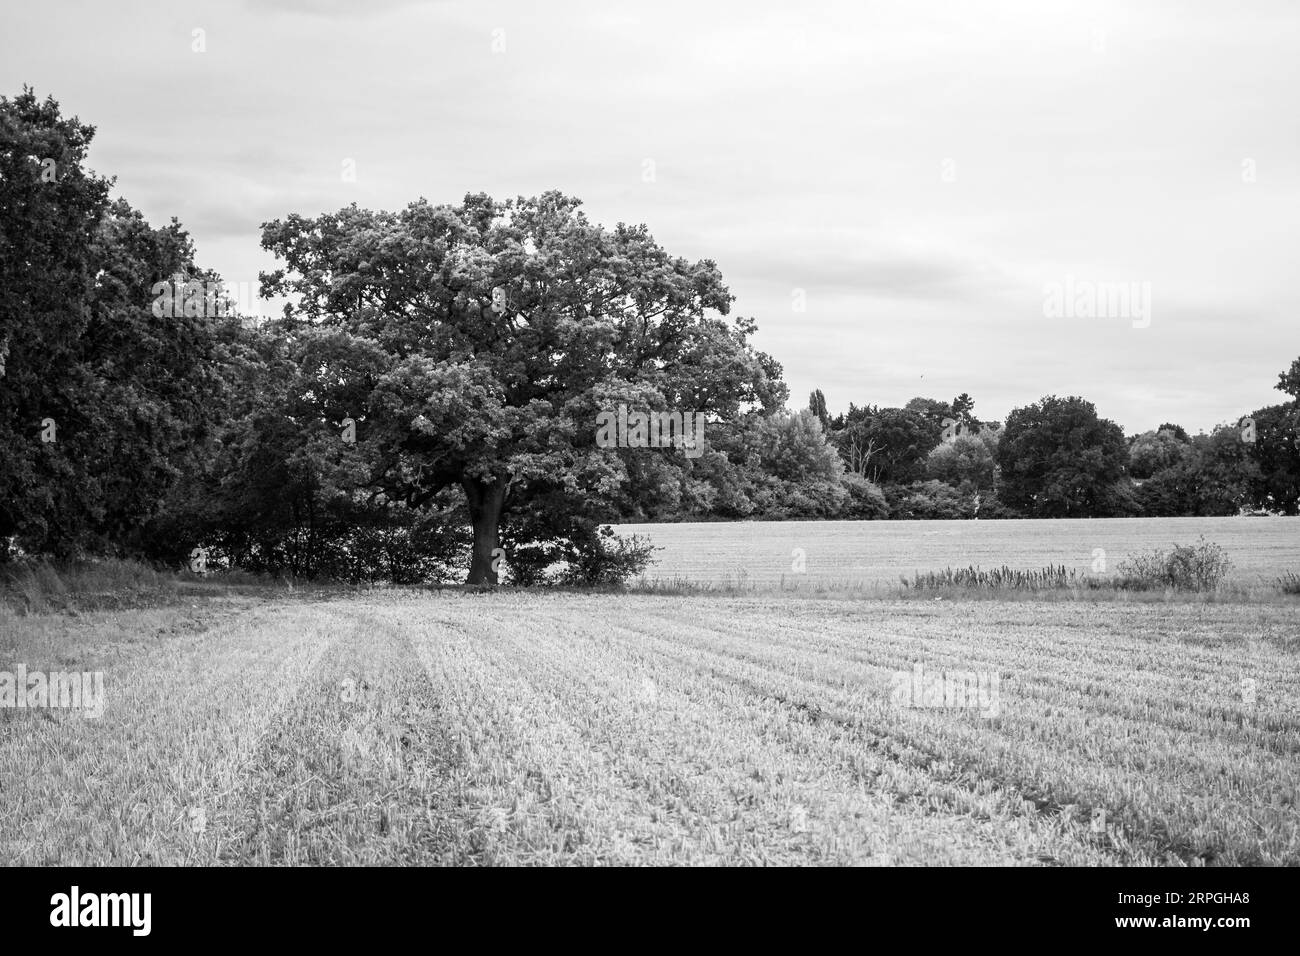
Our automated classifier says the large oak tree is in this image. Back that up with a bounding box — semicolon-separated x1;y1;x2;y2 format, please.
260;191;785;584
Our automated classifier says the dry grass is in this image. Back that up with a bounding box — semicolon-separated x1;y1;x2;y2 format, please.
0;558;175;614
2;591;1296;865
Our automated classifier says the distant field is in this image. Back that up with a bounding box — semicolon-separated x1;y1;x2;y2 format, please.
2;591;1297;865
614;516;1300;587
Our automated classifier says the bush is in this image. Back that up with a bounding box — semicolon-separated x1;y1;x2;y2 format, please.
310;513;464;585
971;491;1020;519
1113;536;1232;591
840;474;889;519
554;527;659;587
498;541;556;587
1276;571;1300;595
498;512;659;588
887;480;972;520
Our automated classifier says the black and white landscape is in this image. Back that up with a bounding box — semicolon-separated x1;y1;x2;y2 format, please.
0;1;1296;903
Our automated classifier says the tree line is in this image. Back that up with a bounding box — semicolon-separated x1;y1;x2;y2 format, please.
805;385;1299;522
2;90;1297;585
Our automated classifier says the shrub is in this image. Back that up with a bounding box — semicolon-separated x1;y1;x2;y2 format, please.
1112;536;1232;591
971;491;1020;519
1276;571;1300;595
310;513;464;585
495;518;659;588
554;528;659;587
887;480;972;520
840;474;889;519
499;541;557;587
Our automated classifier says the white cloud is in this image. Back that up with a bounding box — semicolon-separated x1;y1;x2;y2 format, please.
2;0;1296;432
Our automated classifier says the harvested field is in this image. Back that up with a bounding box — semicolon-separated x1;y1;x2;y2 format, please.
3;591;1296;865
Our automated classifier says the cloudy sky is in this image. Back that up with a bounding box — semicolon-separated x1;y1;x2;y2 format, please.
5;0;1298;434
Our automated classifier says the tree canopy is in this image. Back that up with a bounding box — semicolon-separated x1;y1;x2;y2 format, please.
997;396;1134;517
258;191;787;583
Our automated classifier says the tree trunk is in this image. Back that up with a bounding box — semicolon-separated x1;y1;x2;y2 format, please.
463;477;508;586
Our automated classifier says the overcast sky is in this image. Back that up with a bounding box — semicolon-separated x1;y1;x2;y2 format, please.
5;0;1298;434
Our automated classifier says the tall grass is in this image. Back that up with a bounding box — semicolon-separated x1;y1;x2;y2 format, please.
0;557;377;615
902;564;1084;590
900;538;1238;595
0;558;175;614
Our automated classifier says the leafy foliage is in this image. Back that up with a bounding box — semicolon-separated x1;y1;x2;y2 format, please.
925;428;998;492
258;191;786;583
887;480;973;519
0;89;239;560
997;396;1133;517
1113;537;1233;591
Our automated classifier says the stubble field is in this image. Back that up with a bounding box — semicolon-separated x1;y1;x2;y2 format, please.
614;516;1300;588
2;579;1297;866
